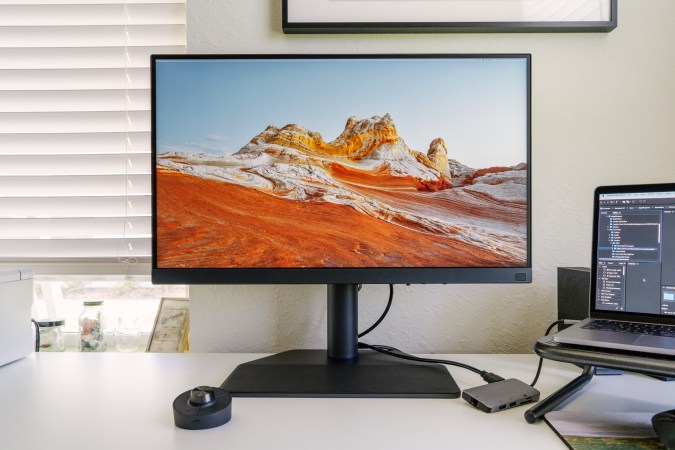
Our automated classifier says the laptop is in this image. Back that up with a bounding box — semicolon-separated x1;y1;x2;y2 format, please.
553;183;675;356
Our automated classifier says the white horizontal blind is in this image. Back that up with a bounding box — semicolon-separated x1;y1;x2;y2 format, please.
0;0;186;276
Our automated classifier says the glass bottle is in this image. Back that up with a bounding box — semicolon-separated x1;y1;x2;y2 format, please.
114;317;140;352
37;319;66;352
79;301;107;352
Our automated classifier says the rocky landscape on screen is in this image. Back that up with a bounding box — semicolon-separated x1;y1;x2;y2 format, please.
156;114;528;268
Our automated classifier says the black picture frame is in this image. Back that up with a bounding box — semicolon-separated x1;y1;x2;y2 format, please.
282;0;617;34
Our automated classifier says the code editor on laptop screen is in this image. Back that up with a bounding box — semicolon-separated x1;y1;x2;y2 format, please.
596;190;675;316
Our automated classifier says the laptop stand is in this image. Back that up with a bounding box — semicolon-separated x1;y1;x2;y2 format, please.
524;335;675;423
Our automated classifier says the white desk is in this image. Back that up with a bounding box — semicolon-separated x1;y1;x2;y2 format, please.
0;353;672;450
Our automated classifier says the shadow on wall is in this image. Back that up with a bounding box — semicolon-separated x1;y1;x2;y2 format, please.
189;282;550;354
189;284;327;352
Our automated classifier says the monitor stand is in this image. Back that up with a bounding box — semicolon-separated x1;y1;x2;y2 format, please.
221;284;461;398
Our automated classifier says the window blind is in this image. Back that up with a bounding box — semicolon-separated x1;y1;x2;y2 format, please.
0;0;186;276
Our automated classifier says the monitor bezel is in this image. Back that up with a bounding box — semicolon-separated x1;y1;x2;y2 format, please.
151;53;532;285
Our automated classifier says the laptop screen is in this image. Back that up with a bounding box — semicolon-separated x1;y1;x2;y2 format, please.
593;185;675;320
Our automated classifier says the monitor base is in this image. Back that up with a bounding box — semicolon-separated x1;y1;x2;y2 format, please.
221;349;460;398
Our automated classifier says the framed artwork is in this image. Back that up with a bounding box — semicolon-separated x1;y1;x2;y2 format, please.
146;297;190;353
282;0;617;34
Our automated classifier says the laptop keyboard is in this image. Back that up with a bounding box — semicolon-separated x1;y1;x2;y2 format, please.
583;319;675;337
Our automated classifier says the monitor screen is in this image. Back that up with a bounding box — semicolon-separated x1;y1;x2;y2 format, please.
152;54;531;285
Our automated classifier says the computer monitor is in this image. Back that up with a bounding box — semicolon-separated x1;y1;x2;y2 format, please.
152;54;532;397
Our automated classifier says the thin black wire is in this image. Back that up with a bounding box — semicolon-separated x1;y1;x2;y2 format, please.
530;319;564;387
359;341;486;377
355;284;503;382
358;284;393;338
355;289;575;387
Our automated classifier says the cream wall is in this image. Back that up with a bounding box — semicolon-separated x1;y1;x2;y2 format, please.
187;1;675;353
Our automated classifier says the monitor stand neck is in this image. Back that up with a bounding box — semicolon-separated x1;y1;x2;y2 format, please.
220;283;460;398
327;283;358;360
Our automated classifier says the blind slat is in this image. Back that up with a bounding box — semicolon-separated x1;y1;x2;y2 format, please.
0;132;150;155
0;0;183;5
0;217;151;239
0;4;186;26
0;111;150;133
0;46;185;70
0;195;151;218
0;175;150;197
0;68;150;90
0;238;151;258
0;25;186;48
0;89;149;112
0;153;150;176
0;261;151;277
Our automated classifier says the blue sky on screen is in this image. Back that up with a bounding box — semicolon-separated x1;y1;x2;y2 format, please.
155;57;527;168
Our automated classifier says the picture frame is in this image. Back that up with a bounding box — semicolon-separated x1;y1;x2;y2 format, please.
146;297;190;353
282;0;617;34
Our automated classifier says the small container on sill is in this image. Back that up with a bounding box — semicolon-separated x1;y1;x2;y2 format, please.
79;301;107;352
37;319;66;352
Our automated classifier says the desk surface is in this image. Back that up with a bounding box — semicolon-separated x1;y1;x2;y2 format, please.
0;353;672;450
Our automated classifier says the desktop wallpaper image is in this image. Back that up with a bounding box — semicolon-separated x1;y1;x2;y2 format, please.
155;57;529;269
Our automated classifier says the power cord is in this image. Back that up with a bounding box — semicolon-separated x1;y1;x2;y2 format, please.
356;286;582;389
357;284;506;384
529;319;580;387
358;284;393;338
359;342;505;383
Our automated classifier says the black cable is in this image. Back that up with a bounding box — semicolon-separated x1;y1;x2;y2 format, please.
364;318;580;387
356;284;506;384
365;318;579;387
358;284;393;338
359;342;505;383
530;319;569;387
